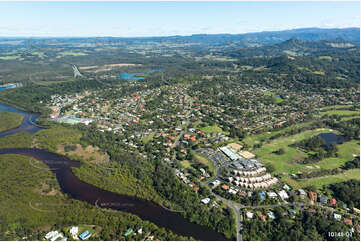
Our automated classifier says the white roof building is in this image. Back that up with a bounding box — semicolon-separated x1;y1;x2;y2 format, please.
246;212;254;219
333;213;342;220
201;198;211;204
283;184;291;190
45;231;59;240
267;192;278;198
229;189;237;194
210;180;221;187
278;190;289;200
268;211;276;219
69;227;79;236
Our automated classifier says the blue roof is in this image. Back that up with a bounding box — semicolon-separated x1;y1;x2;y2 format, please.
259;191;266;199
79;231;90;240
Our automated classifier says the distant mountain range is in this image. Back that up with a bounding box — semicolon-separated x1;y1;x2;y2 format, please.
0;27;359;48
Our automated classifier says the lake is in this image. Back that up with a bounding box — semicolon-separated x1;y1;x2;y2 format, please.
120;68;162;81
317;132;348;147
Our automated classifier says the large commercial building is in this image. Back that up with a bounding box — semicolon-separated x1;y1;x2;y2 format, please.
219;146;242;161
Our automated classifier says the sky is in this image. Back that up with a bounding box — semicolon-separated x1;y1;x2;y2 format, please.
0;1;359;37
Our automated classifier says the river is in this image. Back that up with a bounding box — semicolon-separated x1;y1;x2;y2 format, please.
0;101;227;241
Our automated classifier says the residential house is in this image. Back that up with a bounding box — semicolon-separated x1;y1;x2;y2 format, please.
69;227;79;237
259;191;266;200
257;212;266;221
221;184;230;190
319;196;328;204
45;231;60;241
267;211;276;220
333;213;342;220
283;184;291;191
298;189;306;198
79;231;91;240
210;180;221;187
267;192;278;199
344;218;353;226
201;198;210;204
246;211;254;219
308;192;317;202
278;190;289;200
123;228;133;237
289;209;296;218
329;198;336;206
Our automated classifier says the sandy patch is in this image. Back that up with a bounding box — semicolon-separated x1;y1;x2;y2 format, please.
34;182;62;196
57;143;110;163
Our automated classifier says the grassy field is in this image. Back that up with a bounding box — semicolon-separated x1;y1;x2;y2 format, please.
319;104;354;111
58;51;88;57
282;169;360;189
314;139;360;169
180;160;191;168
242;121;314;148
340;115;359;121
0;112;23;132
200;124;223;134
321;109;360;116
193;152;217;179
318;56;332;61
253;128;335;174
263;91;283;103
141;132;154;143
312;71;325;75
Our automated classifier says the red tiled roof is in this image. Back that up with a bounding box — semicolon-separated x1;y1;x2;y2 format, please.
344;218;353;226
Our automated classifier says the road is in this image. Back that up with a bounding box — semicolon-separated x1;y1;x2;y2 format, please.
169;93;242;240
198;151;242;240
213;193;242;241
171;94;193;159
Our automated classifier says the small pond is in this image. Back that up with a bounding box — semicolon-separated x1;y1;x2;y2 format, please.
317;132;348;147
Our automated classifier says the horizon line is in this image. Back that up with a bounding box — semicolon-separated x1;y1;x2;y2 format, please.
0;26;359;39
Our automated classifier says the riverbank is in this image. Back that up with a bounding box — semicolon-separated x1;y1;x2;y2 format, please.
0;100;228;241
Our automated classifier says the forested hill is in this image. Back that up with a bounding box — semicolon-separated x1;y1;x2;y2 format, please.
224;38;360;58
